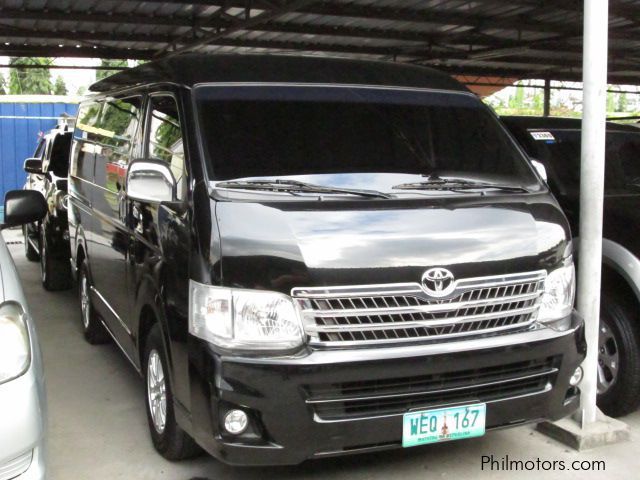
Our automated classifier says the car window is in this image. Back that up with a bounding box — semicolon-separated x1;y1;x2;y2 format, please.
147;95;186;200
93;97;142;193
48;133;72;177
71;101;103;181
33;138;45;159
194;86;540;190
523;128;640;194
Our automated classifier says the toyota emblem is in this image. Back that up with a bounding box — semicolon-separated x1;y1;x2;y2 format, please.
421;268;456;297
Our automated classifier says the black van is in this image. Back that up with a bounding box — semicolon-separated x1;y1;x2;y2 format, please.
22;123;73;290
503;115;640;417
68;54;585;465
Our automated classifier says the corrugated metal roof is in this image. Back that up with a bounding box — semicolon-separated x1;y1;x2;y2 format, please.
0;0;638;84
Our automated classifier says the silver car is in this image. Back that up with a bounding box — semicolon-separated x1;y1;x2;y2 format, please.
0;190;48;480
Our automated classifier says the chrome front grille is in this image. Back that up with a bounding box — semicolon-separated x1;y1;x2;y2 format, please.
292;271;546;346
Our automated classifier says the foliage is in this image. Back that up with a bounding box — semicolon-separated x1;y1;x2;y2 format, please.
8;57;53;94
53;76;68;95
0;74;6;94
95;59;128;81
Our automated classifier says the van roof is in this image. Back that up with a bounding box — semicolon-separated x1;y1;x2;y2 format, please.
89;53;469;94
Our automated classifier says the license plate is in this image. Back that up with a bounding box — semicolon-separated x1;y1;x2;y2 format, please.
402;403;486;447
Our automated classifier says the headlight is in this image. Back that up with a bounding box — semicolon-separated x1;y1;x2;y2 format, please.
189;281;303;350
0;302;31;385
537;260;576;323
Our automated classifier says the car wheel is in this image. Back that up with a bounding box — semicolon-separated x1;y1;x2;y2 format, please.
596;293;640;417
144;324;201;460
40;230;72;291
78;260;109;344
23;224;39;261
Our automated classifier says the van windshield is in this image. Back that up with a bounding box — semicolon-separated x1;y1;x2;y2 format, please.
194;85;541;193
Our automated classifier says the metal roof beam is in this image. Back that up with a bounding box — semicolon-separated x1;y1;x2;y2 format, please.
0;3;584;36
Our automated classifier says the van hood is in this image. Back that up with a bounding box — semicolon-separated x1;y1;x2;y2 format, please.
214;194;570;293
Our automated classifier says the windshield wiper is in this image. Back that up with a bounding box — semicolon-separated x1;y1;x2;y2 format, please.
215;179;393;199
392;177;527;193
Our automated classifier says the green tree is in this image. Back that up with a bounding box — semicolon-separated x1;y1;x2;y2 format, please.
0;74;6;95
53;76;68;95
8;57;53;94
617;92;628;112
606;89;616;113
95;59;128;81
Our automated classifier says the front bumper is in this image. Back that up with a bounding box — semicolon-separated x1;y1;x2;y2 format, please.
0;366;46;480
188;313;585;466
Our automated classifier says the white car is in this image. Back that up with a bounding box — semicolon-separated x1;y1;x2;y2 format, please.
0;190;48;480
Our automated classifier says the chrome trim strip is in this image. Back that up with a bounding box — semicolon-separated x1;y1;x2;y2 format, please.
311;382;554;424
305;306;537;333
291;270;546;299
307;322;536;346
90;286;132;336
306;367;558;405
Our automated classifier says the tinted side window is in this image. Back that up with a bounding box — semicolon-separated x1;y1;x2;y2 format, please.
93;97;142;192
147;96;186;200
71;102;103;181
48;133;72;177
33;138;45;159
605;132;640;190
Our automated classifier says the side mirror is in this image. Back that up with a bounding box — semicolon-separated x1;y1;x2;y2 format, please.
126;161;175;203
24;158;43;174
531;159;548;183
2;190;47;228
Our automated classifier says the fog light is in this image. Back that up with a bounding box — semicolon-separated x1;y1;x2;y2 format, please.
223;409;248;435
570;366;583;386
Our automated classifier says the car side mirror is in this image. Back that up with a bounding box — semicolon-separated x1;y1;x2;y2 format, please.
126;161;176;203
531;159;548;183
2;190;47;229
24;158;43;174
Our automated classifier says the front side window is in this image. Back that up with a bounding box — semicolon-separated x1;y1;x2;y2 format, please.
146;95;186;200
194;85;541;196
71;101;103;181
93;96;142;193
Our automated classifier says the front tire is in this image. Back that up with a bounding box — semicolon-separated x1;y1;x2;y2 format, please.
40;230;72;291
144;325;201;460
596;293;640;417
78;260;109;344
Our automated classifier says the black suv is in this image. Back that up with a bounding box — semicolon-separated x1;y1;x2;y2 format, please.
22;123;73;290
503;115;640;417
68;54;585;465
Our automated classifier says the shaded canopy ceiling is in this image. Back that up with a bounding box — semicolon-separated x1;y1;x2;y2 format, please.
0;0;639;86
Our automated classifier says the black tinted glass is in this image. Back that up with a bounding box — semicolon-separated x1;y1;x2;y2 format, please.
195;86;537;187
526;129;640;192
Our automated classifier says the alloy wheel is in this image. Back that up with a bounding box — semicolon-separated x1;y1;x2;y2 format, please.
147;349;167;434
597;320;620;394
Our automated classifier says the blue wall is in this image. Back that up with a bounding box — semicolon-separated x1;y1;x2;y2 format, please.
0;101;78;202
